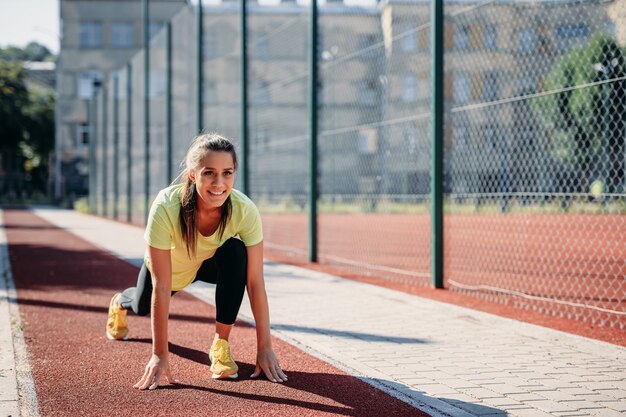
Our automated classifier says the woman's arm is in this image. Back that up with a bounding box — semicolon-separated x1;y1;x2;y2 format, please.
133;246;177;390
246;241;288;383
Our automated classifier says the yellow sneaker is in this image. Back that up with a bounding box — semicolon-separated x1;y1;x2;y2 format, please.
209;338;238;379
106;293;128;340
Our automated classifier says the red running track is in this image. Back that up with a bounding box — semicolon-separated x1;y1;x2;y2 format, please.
4;209;428;417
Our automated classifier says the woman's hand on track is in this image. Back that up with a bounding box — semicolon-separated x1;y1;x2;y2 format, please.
133;353;178;390
250;347;288;383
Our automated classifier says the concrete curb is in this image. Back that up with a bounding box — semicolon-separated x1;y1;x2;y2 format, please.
0;210;40;417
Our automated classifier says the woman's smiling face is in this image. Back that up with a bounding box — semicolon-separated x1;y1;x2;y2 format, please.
189;150;235;210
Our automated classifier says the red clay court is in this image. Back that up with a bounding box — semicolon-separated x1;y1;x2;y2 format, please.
262;213;626;346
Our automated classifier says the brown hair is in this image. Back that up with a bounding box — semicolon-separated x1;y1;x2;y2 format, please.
178;133;238;258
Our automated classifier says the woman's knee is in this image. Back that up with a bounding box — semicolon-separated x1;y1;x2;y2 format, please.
220;238;247;263
133;302;151;317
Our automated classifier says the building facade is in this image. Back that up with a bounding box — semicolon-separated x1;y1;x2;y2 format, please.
86;0;624;211
55;0;187;200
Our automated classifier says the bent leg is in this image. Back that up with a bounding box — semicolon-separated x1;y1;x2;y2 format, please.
119;263;153;316
195;238;248;326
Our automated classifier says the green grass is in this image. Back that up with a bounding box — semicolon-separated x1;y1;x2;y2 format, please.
256;195;626;215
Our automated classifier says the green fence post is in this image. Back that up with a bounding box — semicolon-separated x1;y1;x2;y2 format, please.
431;0;444;289
166;21;173;184
308;0;318;263
197;0;204;133
102;86;108;217
126;63;133;223
143;0;150;224
240;0;249;195
89;98;96;214
113;74;119;219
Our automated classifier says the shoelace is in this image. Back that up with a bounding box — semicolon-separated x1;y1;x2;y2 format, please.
213;345;232;363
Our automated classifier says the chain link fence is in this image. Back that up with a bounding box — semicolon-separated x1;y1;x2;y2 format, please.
248;9;310;261
91;0;626;330
444;0;625;329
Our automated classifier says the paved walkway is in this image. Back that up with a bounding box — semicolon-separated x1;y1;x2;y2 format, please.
2;207;626;417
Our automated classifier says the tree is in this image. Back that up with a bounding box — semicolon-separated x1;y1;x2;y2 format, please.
0;61;30;198
23;89;55;194
0;60;55;199
0;61;29;150
0;41;54;62
532;34;626;194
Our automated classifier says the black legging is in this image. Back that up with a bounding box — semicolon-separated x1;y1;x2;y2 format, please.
119;237;248;325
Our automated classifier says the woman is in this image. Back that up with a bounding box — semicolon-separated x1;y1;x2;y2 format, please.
106;133;287;390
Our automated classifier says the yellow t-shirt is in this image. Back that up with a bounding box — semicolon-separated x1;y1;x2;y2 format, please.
143;184;263;291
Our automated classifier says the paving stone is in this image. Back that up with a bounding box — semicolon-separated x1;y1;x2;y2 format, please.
507;392;547;402
529;400;578;413
580;381;625;390
479;396;525;408
567;400;612;410
448;399;506;416
0;400;19;417
536;390;581;402
597;389;626;400
570;393;625;403
527;378;574;389
459;387;503;400
487;384;529;395
507;408;556;417
601;401;626;412
0;369;17;402
436;378;481;389
419;383;460;396
588;408;626;417
606;380;626;390
559;387;599;396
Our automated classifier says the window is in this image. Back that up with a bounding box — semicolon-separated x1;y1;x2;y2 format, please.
77;71;103;99
359;79;378;105
483;71;499;101
113;70;126;99
76;123;90;147
454;73;471;104
454;126;468;150
80;22;103;48
149;71;166;98
455;25;470;51
203;81;217;104
203;36;216;59
483;24;497;51
403;75;417;102
357;128;377;155
252;80;269;104
518;76;536;94
518;27;536;53
555;24;589;51
253;37;269;58
111;23;134;48
359;34;378;58
149;22;165;40
483;126;496;152
400;24;417;52
404;124;418;155
606;22;616;38
255;130;269;150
